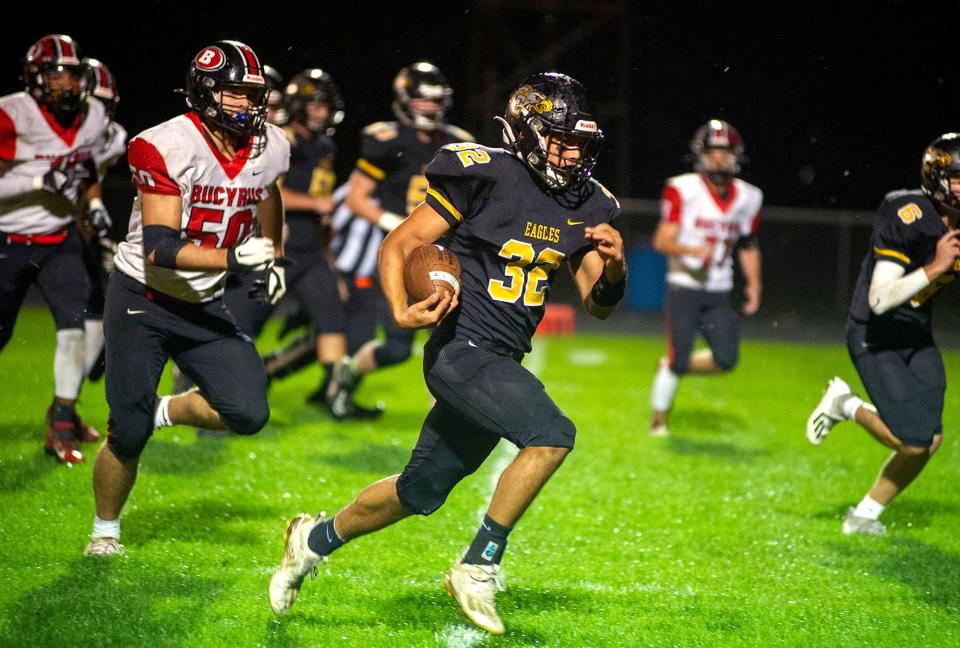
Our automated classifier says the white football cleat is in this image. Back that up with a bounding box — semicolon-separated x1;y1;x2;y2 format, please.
269;512;325;615
806;376;852;446
444;560;506;635
84;537;124;557
842;507;887;536
649;420;670;438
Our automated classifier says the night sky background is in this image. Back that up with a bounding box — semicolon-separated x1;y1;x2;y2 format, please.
7;1;960;325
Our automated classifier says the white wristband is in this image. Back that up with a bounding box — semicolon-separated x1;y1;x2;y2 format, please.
377;211;405;232
32;175;43;191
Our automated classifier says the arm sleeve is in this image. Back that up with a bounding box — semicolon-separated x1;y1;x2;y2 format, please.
354;128;397;181
868;259;929;315
660;183;682;223
127;137;180;195
870;205;912;268
423;147;489;228
0;108;15;161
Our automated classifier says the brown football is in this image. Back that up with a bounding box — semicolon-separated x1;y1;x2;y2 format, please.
404;244;462;301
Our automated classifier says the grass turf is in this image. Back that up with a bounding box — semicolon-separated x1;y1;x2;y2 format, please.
1;307;958;647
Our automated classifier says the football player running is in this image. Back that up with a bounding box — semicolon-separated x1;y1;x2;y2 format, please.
222;68;377;420
648;120;763;437
84;40;290;557
269;72;626;636
325;62;473;417
0;34;109;464
806;134;960;536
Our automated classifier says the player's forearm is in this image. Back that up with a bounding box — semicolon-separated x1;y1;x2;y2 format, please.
377;233;412;320
280;187;330;214
869;261;928;315
738;247;762;291
165;244;229;271
0;172;41;199
257;187;285;257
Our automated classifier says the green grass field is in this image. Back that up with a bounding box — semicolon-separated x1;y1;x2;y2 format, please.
1;307;959;647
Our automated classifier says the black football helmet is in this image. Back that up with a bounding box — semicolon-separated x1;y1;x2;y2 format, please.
921;133;960;215
84;58;119;121
184;40;269;141
497;72;604;191
392;62;452;131
262;64;287;126
284;68;345;135
23;34;88;119
690;119;744;181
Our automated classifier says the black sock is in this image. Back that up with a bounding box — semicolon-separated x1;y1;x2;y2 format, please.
463;514;512;565
52;402;75;423
320;363;333;395
307;516;345;556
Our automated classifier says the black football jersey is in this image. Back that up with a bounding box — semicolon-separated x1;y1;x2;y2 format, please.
424;143;621;355
848;189;955;340
283;129;336;251
354;121;473;216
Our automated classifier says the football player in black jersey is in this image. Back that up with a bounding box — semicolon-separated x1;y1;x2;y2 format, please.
326;62;474;417
222;68;379;420
270;73;626;635
805;133;960;536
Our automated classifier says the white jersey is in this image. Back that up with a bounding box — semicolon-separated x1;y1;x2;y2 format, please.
114;113;290;302
93;120;127;180
0;92;107;234
660;173;762;292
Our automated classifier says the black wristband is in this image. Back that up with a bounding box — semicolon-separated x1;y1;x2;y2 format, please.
143;224;186;269
591;271;626;307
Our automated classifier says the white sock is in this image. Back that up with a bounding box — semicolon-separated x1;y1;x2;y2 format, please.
83;320;104;374
841;396;866;420
54;329;86;399
853;495;885;521
651;362;680;412
92;515;121;540
154;395;173;428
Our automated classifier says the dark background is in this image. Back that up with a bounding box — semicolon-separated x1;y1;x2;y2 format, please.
8;1;960;338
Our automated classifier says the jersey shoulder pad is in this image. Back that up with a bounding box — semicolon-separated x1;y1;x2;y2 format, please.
879;189;935;226
362;121;400;142
588;178;620;211
427;144;508;181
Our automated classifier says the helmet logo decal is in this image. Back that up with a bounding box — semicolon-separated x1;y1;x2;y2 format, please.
509;85;553;117
575;120;598;133
194;47;226;72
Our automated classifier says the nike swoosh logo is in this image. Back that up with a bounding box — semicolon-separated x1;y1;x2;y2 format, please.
467;340;479;348
252;170;263;176
126;309;146;315
567;219;584;226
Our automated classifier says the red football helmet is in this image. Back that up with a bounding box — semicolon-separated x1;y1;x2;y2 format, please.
84;58;119;120
23;34;88;118
690;119;744;178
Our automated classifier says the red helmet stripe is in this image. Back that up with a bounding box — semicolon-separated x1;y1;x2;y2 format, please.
59;38;74;60
42;37;56;61
237;44;261;75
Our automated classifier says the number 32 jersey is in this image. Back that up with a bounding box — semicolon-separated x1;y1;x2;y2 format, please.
114;112;290;302
660;172;762;292
424;144;620;355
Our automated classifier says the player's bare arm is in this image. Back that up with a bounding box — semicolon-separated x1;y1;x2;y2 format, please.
738;245;762;315
255;181;285;258
378;201;457;329
279;184;333;214
570;224;627;319
142;192;230;270
653;220;713;260
345;169;403;231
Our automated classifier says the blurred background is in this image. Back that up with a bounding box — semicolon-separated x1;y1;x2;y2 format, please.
7;0;960;342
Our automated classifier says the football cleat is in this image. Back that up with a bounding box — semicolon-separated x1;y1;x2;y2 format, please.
84;537;125;556
45;422;84;464
806;376;852;446
46;406;100;444
326;391;385;422
269;512;326;614
842;507;887;537
649;421;670;438
444;560;506;636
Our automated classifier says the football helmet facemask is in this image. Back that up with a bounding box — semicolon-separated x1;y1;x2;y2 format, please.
84;58;119;121
921;133;960;216
392;62;452;131
263;65;288;126
690;119;744;183
496;72;604;192
184;40;269;143
284;68;345;136
23;34;88;120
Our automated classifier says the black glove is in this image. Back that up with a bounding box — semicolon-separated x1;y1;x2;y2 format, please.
38;167;71;194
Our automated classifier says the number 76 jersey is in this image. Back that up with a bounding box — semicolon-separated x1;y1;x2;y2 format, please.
660;173;762;292
114;112;290;303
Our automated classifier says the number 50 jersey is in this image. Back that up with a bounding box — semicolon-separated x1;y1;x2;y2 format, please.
424;143;620;355
114;112;290;302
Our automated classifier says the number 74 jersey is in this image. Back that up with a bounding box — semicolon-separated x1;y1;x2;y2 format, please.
660;172;762;292
114;112;290;303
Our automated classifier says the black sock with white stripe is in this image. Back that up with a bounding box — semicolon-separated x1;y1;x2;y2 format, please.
463;514;512;565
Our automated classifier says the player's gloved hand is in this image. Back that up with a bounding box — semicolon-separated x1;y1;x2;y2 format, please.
227;236;275;272
34;167;72;194
87;197;112;239
248;262;286;305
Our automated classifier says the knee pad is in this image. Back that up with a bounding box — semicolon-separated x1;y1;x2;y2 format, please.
523;415;576;449
219;398;270;435
106;406;154;461
373;338;412;368
669;357;690;376
54;328;86;399
396;466;467;516
714;351;738;372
